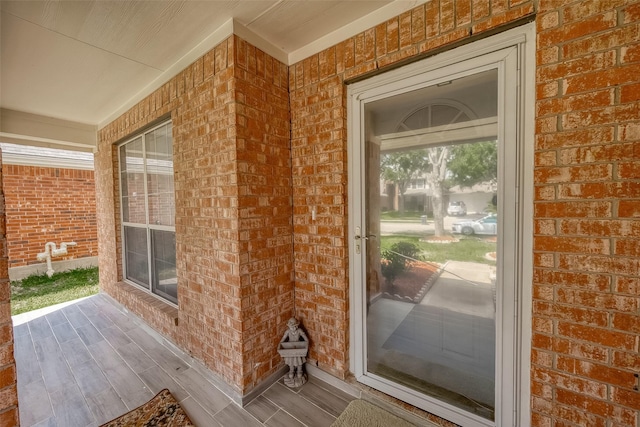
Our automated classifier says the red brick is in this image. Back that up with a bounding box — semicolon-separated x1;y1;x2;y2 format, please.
553;337;609;363
0;408;18;427
538;11;617;48
534;269;611;291
614;239;640;257
534;253;555;269
620;81;640;103
472;0;490;21
533;284;554;301
531;412;552;427
534;236;610;255
556;389;615;426
535;185;556;201
558;253;640;276
611;387;640;415
535;150;557;167
425;0;440;37
411;6;426;43
0;366;15;390
456;0;472;26
532;348;553;367
535;201;611;218
538;89;614;116
532;315;554;334
562;0;627;23
557;322;636;351
623;1;640;24
534;219;556;235
536;127;616;150
618;199;640;217
564;24;640;59
537;50;617;82
619;122;640;142
537;81;559;99
556;356;636;388
563;105;639;129
560;143;635;165
535;163;612;184
537;45;559;66
532;366;607;399
385;16;399;53
612;350;640;371
537;11;559;31
558;182;640;200
558;219;640;238
440;0;455;32
621;42;640;64
399;11;412;49
611;312;640;334
615;276;640;295
535;301;609;327
565;65;640;95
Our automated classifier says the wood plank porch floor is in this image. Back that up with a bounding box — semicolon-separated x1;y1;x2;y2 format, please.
13;294;357;427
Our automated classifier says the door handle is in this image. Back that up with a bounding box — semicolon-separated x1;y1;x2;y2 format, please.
354;234;376;240
354;227;376;240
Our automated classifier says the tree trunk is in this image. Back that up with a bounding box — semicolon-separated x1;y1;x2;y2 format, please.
426;146;450;237
397;182;406;214
432;181;445;236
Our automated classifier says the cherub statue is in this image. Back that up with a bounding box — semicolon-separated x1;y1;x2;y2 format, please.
279;317;309;387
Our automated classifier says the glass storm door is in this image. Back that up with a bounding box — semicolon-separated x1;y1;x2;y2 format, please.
349;32;530;427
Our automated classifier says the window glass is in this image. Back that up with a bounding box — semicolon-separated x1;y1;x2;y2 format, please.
120;138;145;224
119;121;176;304
151;229;177;303
124;226;149;286
146;123;175;227
364;70;499;420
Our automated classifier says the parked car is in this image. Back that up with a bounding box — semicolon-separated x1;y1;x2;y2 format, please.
447;201;467;216
452;215;497;235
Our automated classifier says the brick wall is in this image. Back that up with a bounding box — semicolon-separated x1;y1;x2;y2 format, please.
289;0;535;384
97;35;293;395
3;165;97;269
0;152;19;425
290;0;639;425
94;0;640;423
234;37;294;389
532;1;640;426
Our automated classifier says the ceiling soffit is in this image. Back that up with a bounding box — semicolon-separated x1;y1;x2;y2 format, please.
0;0;427;151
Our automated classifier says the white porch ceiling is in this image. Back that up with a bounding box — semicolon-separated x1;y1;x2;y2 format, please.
0;0;425;151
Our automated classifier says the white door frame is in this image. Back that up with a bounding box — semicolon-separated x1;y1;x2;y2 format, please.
347;23;535;427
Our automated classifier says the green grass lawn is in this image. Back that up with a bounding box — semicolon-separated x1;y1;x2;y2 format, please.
11;267;99;316
380;211;431;221
380;235;496;265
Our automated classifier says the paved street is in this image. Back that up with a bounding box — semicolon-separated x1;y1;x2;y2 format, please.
379;214;485;235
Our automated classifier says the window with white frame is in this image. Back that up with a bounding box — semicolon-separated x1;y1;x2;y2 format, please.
119;121;177;304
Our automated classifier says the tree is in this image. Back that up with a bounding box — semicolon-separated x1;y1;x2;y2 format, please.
425;146;450;236
424;142;497;237
380;150;430;214
380;140;497;236
447;140;498;215
447;141;498;188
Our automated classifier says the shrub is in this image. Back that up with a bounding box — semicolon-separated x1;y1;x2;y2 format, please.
380;241;421;289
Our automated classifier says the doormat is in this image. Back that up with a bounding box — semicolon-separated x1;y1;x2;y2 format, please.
331;399;416;427
99;389;195;427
